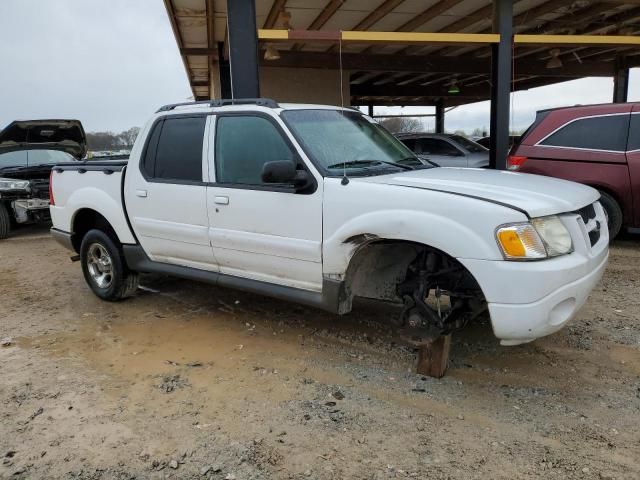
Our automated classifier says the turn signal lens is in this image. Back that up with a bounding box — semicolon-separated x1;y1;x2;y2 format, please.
496;223;547;260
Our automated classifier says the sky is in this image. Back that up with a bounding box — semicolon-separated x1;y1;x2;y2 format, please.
0;0;638;135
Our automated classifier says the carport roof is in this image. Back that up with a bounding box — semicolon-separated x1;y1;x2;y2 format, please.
164;0;640;106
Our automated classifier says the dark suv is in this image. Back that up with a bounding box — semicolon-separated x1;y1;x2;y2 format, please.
509;102;640;238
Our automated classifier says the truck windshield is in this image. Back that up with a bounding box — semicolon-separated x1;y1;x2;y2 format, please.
281;109;425;175
0;150;74;170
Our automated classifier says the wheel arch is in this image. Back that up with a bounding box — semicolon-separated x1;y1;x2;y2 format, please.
71;208;120;252
336;236;486;315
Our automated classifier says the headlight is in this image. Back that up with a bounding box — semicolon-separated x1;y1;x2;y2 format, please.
0;178;30;191
496;215;572;260
532;215;573;256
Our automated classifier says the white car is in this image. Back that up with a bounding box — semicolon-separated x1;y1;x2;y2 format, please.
49;99;608;351
396;133;490;168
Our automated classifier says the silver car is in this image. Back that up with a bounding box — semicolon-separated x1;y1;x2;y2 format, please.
396;133;489;168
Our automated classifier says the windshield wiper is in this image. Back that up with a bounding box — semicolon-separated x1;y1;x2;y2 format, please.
326;159;413;171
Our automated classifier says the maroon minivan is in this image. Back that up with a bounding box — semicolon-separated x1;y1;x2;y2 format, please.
509;102;640;238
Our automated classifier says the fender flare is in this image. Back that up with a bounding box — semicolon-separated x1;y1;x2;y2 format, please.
67;187;136;244
323;209;502;276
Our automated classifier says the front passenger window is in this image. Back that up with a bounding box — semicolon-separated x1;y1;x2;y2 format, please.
215;116;294;185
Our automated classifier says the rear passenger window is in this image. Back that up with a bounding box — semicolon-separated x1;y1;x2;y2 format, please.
215;116;294;185
143;116;205;182
628;114;640;151
541;114;629;151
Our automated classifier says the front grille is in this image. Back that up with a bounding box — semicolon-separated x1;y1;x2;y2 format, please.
29;179;50;200
575;203;600;247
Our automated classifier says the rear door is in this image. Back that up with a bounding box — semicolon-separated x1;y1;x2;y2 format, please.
206;113;323;291
125;115;217;271
627;106;640;228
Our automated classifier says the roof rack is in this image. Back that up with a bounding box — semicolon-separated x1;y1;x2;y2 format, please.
156;98;279;113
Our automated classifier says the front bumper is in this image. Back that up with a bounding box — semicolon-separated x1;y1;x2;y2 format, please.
460;202;609;345
488;251;607;345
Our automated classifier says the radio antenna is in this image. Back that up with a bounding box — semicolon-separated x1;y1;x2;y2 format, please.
339;33;349;185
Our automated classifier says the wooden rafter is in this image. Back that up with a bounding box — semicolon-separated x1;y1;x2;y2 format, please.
264;0;287;29
292;0;344;51
326;0;405;53
363;0;466;54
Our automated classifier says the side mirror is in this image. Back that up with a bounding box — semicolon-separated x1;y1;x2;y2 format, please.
262;160;296;183
262;160;312;191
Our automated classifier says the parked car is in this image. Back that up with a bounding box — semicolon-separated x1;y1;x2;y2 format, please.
50;99;607;353
0;119;86;239
508;102;640;238
396;133;489;168
476;135;520;150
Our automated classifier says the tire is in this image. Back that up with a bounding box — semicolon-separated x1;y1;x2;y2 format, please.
80;229;139;301
0;202;10;240
598;191;623;240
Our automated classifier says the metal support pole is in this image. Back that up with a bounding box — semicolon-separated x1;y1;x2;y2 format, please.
227;0;260;98
613;59;629;103
489;0;513;170
368;104;374;117
435;100;445;134
217;42;232;99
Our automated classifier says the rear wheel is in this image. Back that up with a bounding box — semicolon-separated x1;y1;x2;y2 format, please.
598;191;622;240
80;229;139;301
0;203;10;240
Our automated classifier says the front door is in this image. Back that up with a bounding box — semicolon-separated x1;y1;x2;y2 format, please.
126;114;217;271
206;113;323;291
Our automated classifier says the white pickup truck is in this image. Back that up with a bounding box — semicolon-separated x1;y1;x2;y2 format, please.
50;99;608;347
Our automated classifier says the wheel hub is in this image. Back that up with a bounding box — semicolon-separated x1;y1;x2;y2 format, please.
86;243;113;289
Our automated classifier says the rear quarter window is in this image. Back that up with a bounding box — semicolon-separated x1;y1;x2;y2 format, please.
540;114;629;151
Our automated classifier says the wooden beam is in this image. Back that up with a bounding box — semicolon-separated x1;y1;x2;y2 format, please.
259;29;499;44
416;335;451;378
342;31;499;44
514;34;640;46
438;0;580;56
263;0;287;29
326;0;404;53
292;0;344;51
363;0;466;54
258;29;640;47
511;5;640;60
261;50;615;77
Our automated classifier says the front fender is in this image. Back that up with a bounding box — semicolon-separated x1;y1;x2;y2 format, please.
323;209;504;276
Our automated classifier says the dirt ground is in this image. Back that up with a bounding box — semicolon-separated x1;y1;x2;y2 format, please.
1;226;639;480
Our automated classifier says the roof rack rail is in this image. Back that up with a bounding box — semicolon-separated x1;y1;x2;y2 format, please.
156;98;279;113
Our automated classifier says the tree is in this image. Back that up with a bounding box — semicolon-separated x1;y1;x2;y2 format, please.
121;127;140;147
86;127;141;151
378;117;423;134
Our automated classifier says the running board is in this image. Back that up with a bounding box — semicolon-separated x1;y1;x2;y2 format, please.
122;245;344;314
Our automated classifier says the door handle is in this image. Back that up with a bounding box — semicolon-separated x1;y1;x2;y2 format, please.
136;189;148;198
214;196;229;205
